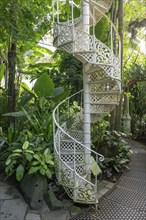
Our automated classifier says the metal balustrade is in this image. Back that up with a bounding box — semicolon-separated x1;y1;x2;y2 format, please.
52;0;121;204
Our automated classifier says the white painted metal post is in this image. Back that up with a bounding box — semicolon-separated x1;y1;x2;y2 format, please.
82;0;91;172
123;93;131;136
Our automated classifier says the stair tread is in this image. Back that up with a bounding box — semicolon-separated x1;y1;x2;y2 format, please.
88;79;114;84
60;150;84;154
90;102;117;105
89;91;120;94
61;139;83;143
91;112;109;114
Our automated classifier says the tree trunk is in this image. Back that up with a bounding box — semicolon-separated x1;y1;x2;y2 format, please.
114;0;124;131
8;42;16;125
118;0;124;73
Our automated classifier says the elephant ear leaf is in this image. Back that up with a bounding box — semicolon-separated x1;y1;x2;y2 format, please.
33;73;54;98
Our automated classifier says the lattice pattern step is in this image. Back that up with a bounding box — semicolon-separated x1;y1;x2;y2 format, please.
60;141;83;151
90;104;115;114
67;130;84;142
54;24;120;77
91;114;106;123
88;67;120;85
89;69;110;81
60;153;84;163
90;93;119;104
89;0;113;26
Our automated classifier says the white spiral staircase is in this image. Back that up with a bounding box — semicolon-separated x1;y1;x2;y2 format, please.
52;0;121;204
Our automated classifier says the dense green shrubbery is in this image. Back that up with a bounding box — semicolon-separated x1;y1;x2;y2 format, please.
0;74;69;182
0;100;55;181
91;118;132;174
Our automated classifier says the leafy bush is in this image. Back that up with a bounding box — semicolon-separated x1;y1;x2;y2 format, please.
132;119;146;139
0;73;70;182
0;127;55;182
101;139;131;173
91;119;132;174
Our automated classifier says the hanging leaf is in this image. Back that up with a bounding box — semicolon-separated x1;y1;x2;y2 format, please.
5;158;11;166
25;153;33;161
22;141;29;150
3;111;25;117
33;154;42;162
46;169;53;179
33;73;54;97
39;167;46;175
34;45;53;55
21;82;31;91
28;166;39;175
16;164;25;181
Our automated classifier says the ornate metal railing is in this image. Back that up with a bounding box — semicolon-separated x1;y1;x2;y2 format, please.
52;0;121;204
53;90;104;203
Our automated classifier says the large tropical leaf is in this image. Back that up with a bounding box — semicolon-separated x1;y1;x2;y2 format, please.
33;73;54;97
34;45;54;55
3;111;25;117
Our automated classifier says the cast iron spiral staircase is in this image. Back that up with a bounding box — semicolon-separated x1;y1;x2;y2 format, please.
52;0;121;204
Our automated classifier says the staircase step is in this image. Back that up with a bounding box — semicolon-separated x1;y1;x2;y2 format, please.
60;140;84;151
88;79;114;84
90;104;115;114
61;129;84;142
60;150;84;154
89;91;120;95
60;154;84;163
90;102;117;105
60;139;78;142
58;40;74;47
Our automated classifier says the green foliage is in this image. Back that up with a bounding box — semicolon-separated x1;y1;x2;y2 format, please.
0;88;7;127
132;118;146;139
123;62;146;137
91;16;110;44
130;82;146;119
0;72;71;182
91;117;110;148
0;0;51;43
4;131;54;181
50;51;83;94
33;73;54;98
92;119;131;173
123;0;146;72
0;64;5;82
99;136;131;173
0;125;17;167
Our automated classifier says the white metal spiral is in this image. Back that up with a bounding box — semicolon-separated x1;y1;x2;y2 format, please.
52;0;121;204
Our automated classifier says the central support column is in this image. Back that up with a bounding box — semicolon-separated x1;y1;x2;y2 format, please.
82;0;91;172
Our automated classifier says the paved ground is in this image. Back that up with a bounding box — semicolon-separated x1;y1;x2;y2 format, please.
70;139;146;220
0;139;145;220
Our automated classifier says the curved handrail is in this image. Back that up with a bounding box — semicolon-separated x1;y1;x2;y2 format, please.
54;23;121;81
53;0;121;68
90;0;121;60
53;89;104;162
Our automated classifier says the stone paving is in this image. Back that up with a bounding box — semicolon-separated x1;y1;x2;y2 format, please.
0;139;145;220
